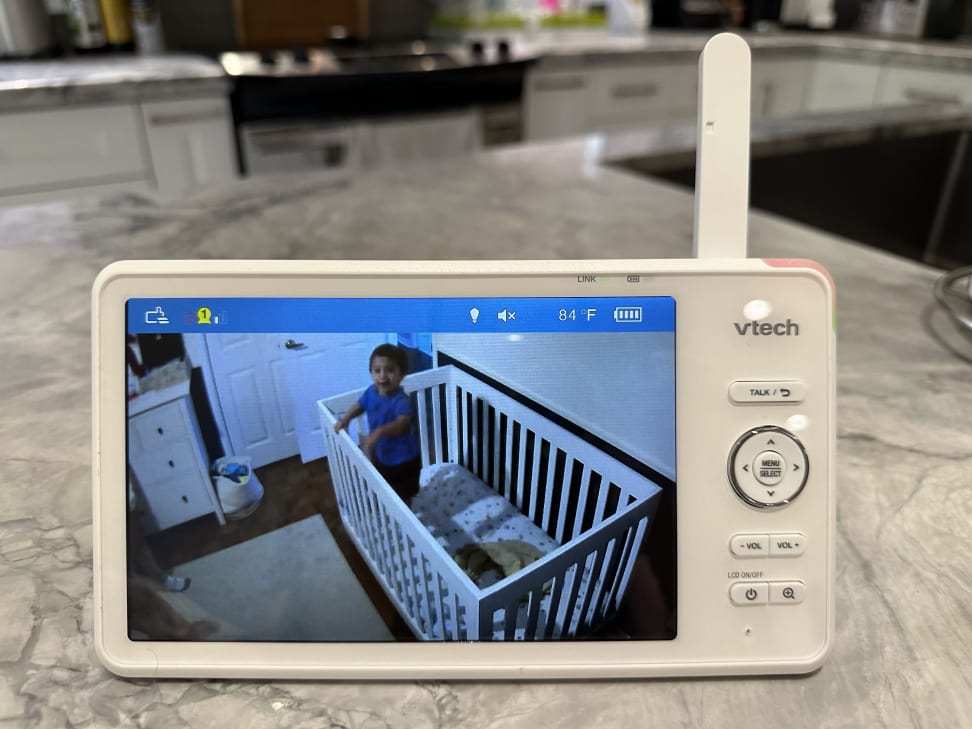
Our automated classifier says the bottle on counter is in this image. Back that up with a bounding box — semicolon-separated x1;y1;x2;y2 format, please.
45;0;75;55
66;0;107;51
98;0;133;50
130;0;164;55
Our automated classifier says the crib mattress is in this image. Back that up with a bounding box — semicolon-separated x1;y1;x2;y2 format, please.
413;463;561;589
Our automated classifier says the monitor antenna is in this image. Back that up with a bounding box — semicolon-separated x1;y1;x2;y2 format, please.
692;33;752;260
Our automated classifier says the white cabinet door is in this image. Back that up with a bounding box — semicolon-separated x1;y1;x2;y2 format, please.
587;62;697;128
524;69;591;141
0;103;146;195
875;65;972;106
751;59;811;120
140;97;238;198
805;60;881;113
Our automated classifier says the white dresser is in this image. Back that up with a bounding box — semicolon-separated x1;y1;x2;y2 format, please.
128;380;225;533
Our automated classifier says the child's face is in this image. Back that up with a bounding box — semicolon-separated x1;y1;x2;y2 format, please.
370;356;403;396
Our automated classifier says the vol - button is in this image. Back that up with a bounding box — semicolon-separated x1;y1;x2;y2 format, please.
730;534;769;557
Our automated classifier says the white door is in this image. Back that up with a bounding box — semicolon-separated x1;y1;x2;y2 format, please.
206;333;299;468
206;333;389;467
282;333;391;463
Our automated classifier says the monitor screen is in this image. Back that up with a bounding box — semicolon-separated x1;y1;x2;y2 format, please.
124;296;676;643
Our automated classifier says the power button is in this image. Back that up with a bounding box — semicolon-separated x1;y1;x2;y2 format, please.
729;581;769;605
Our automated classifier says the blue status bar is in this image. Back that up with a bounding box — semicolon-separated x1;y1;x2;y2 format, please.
127;297;675;334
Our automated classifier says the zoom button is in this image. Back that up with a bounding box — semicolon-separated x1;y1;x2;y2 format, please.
729;581;769;605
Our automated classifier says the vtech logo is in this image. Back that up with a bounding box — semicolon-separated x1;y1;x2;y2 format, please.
734;319;800;336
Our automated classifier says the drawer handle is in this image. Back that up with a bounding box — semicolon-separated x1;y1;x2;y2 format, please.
168;459;175;468
149;108;226;126
611;82;659;99
157;427;164;435
533;75;586;92
181;495;188;503
903;88;960;104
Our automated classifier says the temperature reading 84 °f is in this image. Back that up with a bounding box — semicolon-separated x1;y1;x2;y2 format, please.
559;309;577;321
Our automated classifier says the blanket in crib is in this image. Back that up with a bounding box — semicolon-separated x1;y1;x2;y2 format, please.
412;463;560;588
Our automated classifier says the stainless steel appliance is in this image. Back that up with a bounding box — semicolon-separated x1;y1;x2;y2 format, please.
0;0;52;57
220;41;533;177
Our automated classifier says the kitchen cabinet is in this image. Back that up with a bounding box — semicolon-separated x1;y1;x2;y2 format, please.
587;63;697;129
875;65;972;106
128;383;224;533
805;60;881;113
0;104;147;197
525;62;696;140
139;97;238;199
751;59;811;120
524;69;591;141
0;96;237;206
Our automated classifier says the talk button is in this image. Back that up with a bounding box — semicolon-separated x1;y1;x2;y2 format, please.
729;380;807;404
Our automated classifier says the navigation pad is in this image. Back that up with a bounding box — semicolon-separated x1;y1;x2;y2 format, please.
728;426;809;508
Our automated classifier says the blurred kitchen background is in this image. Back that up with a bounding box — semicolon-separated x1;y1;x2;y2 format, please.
2;0;972;266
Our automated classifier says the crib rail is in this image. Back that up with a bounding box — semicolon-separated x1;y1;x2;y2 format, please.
320;399;479;641
477;496;654;640
320;364;665;642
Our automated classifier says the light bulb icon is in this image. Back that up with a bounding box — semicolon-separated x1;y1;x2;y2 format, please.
469;307;480;324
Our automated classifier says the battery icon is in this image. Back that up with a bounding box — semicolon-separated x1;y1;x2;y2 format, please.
614;306;643;323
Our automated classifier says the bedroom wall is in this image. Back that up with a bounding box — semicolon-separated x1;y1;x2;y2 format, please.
432;332;675;481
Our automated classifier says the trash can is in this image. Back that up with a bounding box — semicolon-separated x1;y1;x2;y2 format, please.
212;456;264;520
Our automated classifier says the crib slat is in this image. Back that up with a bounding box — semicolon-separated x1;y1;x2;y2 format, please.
480;400;488;482
448;383;460;464
528;434;542;524
578;542;612;632
554;457;575;544
604;525;636;613
571;463;594;541
541;445;558;536
432;385;444;464
614;517;649;611
492;409;503;493
561;556;588;638
417;389;430;468
592;477;612;527
503;415;514;500
524;585;544;641
514;422;527;512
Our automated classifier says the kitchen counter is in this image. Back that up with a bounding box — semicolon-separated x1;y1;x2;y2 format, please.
0;54;229;111
4;30;972;114
1;125;971;726
517;28;972;71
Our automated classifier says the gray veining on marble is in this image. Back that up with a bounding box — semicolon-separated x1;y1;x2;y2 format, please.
1;134;971;727
0;54;229;111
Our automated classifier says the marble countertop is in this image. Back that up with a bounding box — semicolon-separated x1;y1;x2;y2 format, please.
1;131;971;726
0;54;229;111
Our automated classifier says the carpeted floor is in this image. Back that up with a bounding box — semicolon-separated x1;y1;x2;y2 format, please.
171;515;394;642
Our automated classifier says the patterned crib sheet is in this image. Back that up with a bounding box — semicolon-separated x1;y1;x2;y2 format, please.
413;463;560;589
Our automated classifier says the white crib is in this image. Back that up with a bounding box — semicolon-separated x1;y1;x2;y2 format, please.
319;364;663;641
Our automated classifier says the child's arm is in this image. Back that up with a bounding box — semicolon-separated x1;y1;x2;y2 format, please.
361;414;411;455
333;402;364;432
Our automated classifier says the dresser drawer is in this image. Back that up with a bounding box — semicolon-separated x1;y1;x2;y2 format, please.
131;400;191;447
0;104;146;195
137;468;215;531
130;439;207;484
